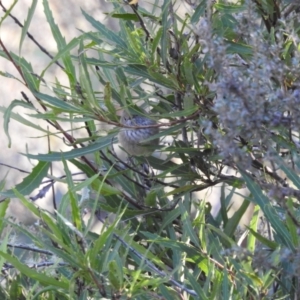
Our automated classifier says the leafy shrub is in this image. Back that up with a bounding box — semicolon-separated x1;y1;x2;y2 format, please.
0;0;300;299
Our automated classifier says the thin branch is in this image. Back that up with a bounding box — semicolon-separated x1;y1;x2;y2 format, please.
7;243;53;255
2;261;68;272
0;3;64;70
95;108;201;129
0;162;30;174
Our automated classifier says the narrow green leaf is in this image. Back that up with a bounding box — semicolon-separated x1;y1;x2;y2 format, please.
69;159;120;196
191;0;207;23
186;271;208;299
240;170;294;249
108;260;122;290
159;284;177;300
82;10;127;49
183;58;195;85
206;224;236;248
148;68;180;90
221;269;229;300
161;0;170;67
0;105;48;134
89;211;125;265
152;27;162;64
214;3;246;13
0;70;23;81
19;0;38;54
110;13;139;21
224;198;250;238
285;198;299;247
0;199;10;234
0;161;49;197
124;64;179;89
23;134;115;161
63;160;82;230
247;205;260;253
43;0;76;83
277;154;300;190
41;37;80;77
0;251;69;289
4;100;35;147
145;190;157;207
43;0;65;50
34;92;82;112
0;0;17;26
226;41;253;56
78;40;97;108
104;82;116;117
164;185;198;196
180;201;200;247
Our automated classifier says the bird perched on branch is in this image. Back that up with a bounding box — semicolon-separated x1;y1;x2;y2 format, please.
118;110;159;156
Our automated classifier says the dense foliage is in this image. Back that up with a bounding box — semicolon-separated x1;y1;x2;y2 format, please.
0;0;300;299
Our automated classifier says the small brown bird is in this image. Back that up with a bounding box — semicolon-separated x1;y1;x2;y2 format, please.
118;110;159;156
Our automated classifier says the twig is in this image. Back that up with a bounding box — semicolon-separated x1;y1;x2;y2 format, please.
2;261;68;272
0;162;30;174
95;108;201;129
7;243;53;255
0;3;64;70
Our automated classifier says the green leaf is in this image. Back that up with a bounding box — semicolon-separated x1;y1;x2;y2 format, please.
145;190;157;207
108;260;122;290
82;10;127;49
214;3;246;13
206;224;236;248
161;0;170;67
69;159;120;196
19;0;38;54
110;13;139;21
0;105;48;135
247;228;278;250
240;170;294;249
0;161;49;197
0;251;69;289
104;82;117;118
285;198;299;247
277;154;300;190
41;37;80;77
191;0;207;23
0;0;17;27
78;40;98;109
124;64;180;89
151;27;163;64
43;0;65;51
224;198;250;238
3;100;35;147
183;57;195;85
34;92;82;112
226;41;253;56
0;199;10;235
179;201;200;247
23;134;115;161
43;0;76;83
186;271;208;299
63;160;82;230
247;205;260;253
88;210;125;265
